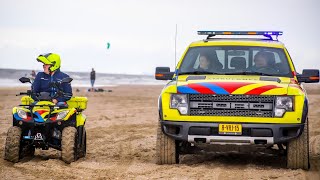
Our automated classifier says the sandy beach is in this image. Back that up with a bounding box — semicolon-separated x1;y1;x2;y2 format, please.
0;84;320;179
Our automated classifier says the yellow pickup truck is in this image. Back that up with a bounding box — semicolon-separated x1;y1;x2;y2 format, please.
155;31;319;170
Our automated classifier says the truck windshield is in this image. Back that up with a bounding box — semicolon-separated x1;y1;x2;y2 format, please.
178;46;293;77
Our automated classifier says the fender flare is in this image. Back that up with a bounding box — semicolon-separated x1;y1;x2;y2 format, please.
301;98;308;124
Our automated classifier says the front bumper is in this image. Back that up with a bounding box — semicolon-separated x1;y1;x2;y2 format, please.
161;120;304;145
13;117;76;130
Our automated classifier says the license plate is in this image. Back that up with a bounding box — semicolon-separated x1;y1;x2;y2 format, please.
219;124;242;135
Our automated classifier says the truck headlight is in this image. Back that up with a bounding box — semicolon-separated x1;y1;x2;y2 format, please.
274;96;293;117
275;96;293;111
17;109;27;119
170;94;188;115
56;110;69;120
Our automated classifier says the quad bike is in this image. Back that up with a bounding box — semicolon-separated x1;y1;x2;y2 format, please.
4;77;88;164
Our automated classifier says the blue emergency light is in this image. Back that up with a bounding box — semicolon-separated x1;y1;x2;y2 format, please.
197;31;283;36
198;31;283;40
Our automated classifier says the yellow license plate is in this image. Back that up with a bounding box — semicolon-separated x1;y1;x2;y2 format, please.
219;124;242;135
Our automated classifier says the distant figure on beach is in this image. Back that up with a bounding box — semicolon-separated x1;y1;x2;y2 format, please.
32;53;72;104
30;70;36;83
90;68;96;91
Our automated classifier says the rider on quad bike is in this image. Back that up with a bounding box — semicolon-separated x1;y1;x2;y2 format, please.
4;53;88;164
33;53;72;104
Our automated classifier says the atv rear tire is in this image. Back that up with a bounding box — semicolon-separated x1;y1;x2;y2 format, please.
156;121;179;164
78;127;87;158
4;126;22;163
61;127;77;164
287;120;310;170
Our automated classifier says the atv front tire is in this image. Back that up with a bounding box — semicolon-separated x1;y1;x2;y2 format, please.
61;127;77;164
82;127;87;157
287;120;310;170
156;121;179;164
4;126;22;163
78;127;87;158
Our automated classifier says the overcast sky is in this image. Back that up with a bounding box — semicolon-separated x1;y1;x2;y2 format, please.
0;0;319;75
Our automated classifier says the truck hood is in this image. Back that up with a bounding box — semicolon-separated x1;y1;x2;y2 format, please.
176;75;292;95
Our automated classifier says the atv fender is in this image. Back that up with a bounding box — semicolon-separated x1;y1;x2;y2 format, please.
76;113;86;127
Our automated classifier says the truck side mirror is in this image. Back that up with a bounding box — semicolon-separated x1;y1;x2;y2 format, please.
155;67;174;80
297;69;319;83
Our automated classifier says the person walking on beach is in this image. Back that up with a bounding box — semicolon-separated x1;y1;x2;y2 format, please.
90;68;96;91
30;70;36;83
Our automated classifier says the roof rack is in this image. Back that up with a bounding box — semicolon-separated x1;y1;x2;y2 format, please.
197;31;283;41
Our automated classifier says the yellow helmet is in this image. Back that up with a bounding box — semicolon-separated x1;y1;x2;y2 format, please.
37;53;61;72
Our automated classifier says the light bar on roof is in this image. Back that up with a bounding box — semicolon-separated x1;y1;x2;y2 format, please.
197;31;283;36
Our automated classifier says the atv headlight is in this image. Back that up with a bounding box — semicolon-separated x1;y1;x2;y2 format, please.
170;94;188;115
17;109;27;119
274;96;293;117
56;110;69;120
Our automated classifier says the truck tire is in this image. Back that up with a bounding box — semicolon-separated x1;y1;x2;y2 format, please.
61;127;77;164
156;121;179;164
287;120;310;170
4;126;22;163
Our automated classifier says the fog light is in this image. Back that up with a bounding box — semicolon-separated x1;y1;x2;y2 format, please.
275;108;286;117
19;121;23;125
57;121;62;125
178;106;188;115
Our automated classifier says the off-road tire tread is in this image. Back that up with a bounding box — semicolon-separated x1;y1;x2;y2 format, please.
79;127;86;158
61;127;77;164
4;126;21;163
287;120;310;170
83;128;87;157
156;121;177;164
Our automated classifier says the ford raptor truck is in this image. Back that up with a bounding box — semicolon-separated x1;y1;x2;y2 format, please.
154;31;319;170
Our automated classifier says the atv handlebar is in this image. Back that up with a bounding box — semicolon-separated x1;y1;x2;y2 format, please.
17;92;28;96
17;77;73;101
16;90;32;96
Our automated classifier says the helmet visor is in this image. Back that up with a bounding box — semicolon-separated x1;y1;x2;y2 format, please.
37;56;53;65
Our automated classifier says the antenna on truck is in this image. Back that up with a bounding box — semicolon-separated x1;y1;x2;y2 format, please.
174;24;178;67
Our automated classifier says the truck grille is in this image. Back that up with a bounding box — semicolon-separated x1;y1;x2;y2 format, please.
189;94;275;117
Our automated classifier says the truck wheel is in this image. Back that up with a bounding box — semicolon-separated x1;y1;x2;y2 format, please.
61;127;77;164
287;120;310;170
156;121;179;164
4;126;22;163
